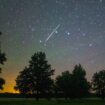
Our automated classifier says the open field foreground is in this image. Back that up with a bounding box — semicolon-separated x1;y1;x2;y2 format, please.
0;99;105;105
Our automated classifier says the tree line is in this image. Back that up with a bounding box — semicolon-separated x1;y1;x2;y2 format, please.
14;52;105;100
0;32;105;100
0;32;6;90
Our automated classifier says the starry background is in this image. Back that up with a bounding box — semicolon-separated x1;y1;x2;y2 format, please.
0;0;105;93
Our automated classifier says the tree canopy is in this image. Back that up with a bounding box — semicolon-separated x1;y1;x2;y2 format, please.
15;52;54;100
92;70;105;99
55;71;73;99
55;64;90;99
0;32;6;90
72;64;90;98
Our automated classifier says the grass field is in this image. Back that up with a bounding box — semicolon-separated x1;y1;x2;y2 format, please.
0;98;104;105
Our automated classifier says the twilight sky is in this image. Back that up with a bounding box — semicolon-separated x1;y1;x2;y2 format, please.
0;0;105;93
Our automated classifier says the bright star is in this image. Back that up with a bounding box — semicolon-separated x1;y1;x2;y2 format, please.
39;40;42;43
89;43;93;47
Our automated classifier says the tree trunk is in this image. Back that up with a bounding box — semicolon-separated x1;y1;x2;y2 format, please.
36;90;39;101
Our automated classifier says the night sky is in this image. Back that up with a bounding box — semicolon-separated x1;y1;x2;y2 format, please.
0;0;105;93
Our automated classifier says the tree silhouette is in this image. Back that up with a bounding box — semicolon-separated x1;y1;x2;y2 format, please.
0;78;5;90
55;64;90;99
72;64;90;98
15;52;54;100
0;32;6;90
14;67;32;94
92;70;105;99
55;71;73;99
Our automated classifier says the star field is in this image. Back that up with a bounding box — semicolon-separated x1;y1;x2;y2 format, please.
0;0;105;92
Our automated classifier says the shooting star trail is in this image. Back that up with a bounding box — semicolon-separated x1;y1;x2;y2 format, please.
44;24;60;45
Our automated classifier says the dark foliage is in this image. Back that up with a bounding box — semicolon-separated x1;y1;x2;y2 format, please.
0;78;5;90
55;71;73;99
0;32;6;90
15;52;54;100
92;70;105;99
71;64;90;98
55;64;90;99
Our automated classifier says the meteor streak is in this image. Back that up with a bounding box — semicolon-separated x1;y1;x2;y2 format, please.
45;24;60;44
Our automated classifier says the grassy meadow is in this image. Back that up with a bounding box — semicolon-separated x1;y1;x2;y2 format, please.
0;98;104;105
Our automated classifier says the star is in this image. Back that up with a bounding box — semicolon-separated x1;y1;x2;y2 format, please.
82;33;86;37
1;0;105;93
66;31;70;36
39;40;42;43
55;30;58;34
99;0;103;3
67;32;70;36
89;43;93;47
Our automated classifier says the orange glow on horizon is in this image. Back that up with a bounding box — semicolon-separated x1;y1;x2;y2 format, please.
1;83;19;93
